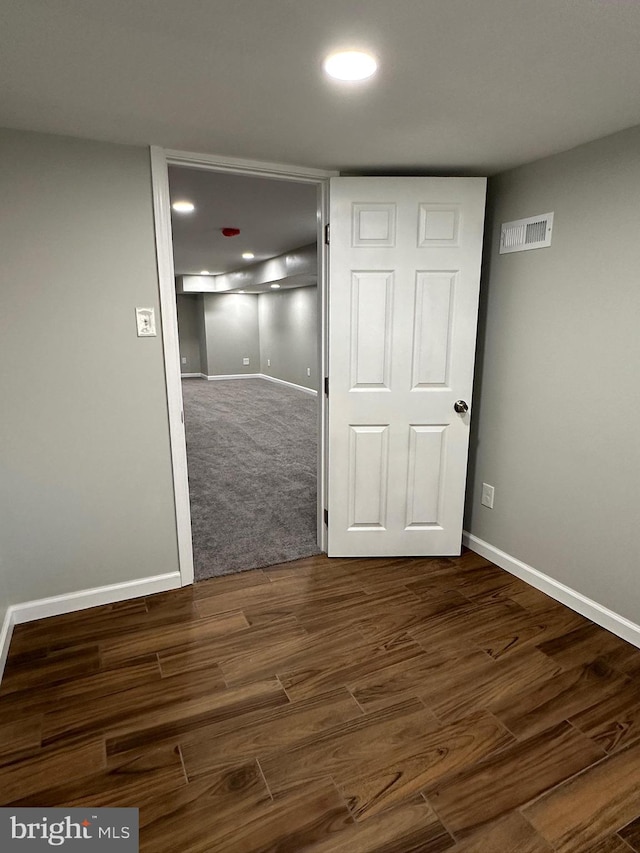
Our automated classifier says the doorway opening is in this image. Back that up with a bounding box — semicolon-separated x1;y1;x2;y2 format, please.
156;154;330;583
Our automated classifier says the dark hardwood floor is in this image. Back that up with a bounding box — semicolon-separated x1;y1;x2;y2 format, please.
2;551;640;852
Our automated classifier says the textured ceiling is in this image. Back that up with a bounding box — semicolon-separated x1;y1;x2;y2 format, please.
2;1;640;174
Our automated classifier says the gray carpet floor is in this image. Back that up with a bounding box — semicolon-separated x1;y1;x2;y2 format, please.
182;377;322;580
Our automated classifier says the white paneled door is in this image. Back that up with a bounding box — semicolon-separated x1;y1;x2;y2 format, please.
327;177;487;556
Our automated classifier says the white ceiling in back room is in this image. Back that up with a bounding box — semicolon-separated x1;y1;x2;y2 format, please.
168;167;318;278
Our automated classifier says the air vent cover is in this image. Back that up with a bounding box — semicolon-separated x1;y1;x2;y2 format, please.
500;212;554;254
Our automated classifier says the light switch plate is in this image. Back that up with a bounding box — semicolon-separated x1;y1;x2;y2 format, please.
136;307;157;337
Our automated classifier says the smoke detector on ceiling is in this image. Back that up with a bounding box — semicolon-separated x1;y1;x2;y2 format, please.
500;212;554;254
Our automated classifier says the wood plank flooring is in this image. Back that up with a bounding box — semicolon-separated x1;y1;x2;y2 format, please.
2;551;640;852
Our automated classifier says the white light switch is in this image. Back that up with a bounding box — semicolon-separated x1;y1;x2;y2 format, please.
136;307;157;337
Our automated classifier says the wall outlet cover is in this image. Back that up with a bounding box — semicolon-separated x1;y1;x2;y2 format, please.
243;357;250;365
481;483;495;509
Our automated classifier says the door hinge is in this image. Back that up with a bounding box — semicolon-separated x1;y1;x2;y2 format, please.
324;223;330;245
324;376;329;396
181;410;184;424
324;508;329;526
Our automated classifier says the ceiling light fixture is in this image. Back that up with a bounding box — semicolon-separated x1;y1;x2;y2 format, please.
270;283;281;289
200;270;210;275
172;200;195;213
242;252;255;260
323;50;377;81
238;290;245;294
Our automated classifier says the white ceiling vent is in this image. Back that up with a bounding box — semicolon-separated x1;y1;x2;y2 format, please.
500;212;554;254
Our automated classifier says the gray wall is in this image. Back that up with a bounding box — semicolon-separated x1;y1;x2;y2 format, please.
259;286;318;390
176;294;203;374
195;287;318;389
202;293;260;376
198;294;209;378
0;128;180;615
466;125;640;623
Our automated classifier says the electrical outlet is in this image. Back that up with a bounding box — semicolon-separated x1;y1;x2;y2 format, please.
181;357;187;365
267;359;271;367
243;357;250;366
307;367;311;376
481;483;495;509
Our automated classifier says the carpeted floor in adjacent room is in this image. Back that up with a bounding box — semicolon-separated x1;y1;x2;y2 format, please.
182;377;322;580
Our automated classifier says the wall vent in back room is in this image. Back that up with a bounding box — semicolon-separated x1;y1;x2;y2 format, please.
500;212;554;254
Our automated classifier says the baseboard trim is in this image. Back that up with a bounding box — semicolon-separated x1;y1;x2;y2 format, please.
0;572;181;684
258;374;318;396
201;373;318;395
0;608;16;683
180;373;201;378
203;373;262;381
463;531;640;649
9;572;182;627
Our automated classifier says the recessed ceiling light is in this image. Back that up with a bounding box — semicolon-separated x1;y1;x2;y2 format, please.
200;270;210;275
242;252;255;260
271;283;281;289
172;200;195;213
323;50;377;81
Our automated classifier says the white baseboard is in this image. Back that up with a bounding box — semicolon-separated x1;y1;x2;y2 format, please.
201;372;318;395
463;531;640;650
0;608;16;683
0;571;181;684
181;373;202;378
9;572;181;627
203;373;262;381
258;374;318;396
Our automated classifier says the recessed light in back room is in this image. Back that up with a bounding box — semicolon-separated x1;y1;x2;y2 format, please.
172;200;195;213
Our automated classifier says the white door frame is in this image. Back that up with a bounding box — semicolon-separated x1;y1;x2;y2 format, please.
150;145;336;587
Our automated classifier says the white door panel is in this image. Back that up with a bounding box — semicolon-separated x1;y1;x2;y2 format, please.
327;177;486;556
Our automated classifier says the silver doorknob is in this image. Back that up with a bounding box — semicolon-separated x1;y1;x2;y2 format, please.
454;400;469;414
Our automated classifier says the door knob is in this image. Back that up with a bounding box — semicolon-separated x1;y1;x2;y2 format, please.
454;400;469;414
